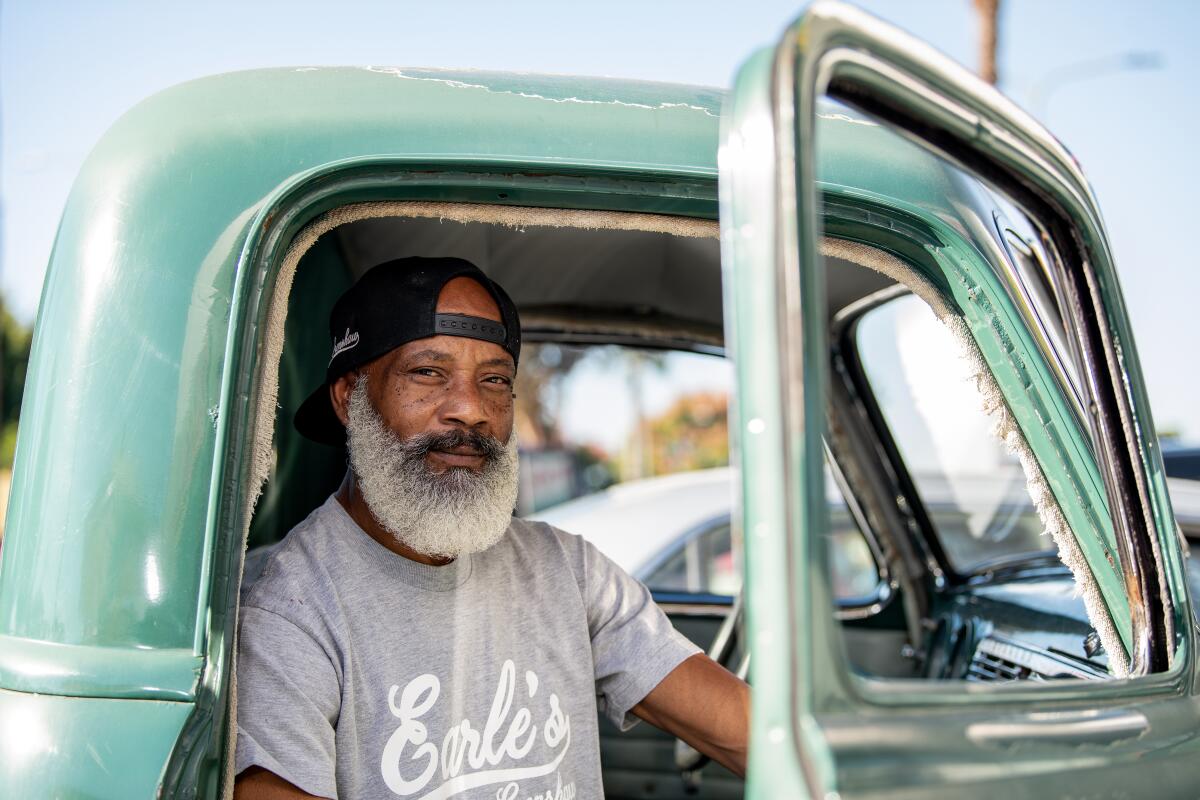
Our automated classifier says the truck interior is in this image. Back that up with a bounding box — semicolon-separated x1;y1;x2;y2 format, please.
235;198;1119;799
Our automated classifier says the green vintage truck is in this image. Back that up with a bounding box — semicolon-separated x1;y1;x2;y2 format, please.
2;3;1197;798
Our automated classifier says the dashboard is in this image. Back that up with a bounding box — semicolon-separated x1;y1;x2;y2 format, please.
923;572;1113;681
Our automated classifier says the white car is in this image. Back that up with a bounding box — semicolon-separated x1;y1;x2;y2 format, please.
532;467;882;602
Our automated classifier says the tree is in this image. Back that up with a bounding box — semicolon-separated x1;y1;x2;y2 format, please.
621;349;668;480
645;391;729;476
0;295;31;467
514;343;588;448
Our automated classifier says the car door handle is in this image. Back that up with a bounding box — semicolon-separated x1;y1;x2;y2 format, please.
967;709;1149;747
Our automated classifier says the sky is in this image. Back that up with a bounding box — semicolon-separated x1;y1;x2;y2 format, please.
2;0;1197;439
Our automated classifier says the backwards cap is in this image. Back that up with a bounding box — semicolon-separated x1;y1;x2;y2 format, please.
294;256;521;445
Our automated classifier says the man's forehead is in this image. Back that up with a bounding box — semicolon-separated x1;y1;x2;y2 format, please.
436;276;502;322
394;341;515;370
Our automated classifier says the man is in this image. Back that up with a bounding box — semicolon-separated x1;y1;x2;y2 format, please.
234;256;749;799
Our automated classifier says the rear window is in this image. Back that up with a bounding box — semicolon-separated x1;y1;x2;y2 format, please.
521;343;880;602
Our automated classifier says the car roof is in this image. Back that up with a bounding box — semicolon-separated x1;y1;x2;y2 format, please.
530;467;734;576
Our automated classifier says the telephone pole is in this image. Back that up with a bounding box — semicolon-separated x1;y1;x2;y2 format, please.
972;0;1000;85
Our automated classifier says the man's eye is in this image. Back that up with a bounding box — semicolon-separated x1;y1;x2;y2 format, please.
412;368;442;378
484;375;513;386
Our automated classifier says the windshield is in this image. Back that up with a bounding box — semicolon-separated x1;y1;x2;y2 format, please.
519;343;880;601
856;295;1051;572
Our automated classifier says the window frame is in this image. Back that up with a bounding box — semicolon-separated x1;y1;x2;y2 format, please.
775;2;1181;678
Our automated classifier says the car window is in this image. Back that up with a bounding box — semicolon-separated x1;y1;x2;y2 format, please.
522;343;882;603
856;294;1050;572
644;519;737;595
1164;448;1200;482
641;488;880;600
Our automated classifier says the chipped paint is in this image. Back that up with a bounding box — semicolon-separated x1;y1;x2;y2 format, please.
315;66;871;130
362;66;721;117
816;111;878;127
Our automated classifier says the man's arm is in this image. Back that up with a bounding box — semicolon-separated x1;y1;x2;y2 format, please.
234;767;328;800
233;605;341;798
630;652;750;777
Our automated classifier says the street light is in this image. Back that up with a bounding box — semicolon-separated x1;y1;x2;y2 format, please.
1028;51;1164;122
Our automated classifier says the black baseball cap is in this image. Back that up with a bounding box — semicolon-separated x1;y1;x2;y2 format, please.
294;256;521;445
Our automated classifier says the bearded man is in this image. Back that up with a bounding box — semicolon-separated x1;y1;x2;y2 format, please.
233;257;749;800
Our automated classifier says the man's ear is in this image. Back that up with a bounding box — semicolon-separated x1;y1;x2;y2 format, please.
330;371;359;427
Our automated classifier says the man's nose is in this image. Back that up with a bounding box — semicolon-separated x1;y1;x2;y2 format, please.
438;372;489;430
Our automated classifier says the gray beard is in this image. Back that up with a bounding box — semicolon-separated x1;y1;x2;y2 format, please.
345;378;519;560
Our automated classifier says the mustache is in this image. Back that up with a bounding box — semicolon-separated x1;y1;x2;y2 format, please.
400;428;507;463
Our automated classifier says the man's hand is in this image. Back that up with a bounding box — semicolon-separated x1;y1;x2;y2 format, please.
630;653;750;777
233;767;328;800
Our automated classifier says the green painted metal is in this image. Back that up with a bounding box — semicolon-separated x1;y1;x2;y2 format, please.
0;67;724;656
0;634;200;700
719;26;1150;796
0;687;193;798
721;46;822;800
818;166;1130;649
937;224;1132;648
0;71;736;795
805;2;1181;675
742;1;1200;796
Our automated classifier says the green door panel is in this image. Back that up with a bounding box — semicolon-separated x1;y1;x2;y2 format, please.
784;2;1183;674
0;688;192;798
720;44;833;800
720;0;1198;796
817;696;1200;798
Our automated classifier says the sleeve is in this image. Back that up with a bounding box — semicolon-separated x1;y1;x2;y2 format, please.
234;604;341;799
580;538;702;731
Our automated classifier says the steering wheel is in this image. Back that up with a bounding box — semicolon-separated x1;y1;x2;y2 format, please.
673;591;750;784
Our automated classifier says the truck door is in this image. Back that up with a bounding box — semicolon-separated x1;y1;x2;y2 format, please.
721;3;1197;797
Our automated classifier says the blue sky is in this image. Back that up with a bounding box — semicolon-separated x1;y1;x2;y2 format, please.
2;0;1197;439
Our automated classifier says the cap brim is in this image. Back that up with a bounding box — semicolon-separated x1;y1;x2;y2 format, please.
294;383;348;446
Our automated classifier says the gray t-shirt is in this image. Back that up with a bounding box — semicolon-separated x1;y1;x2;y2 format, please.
235;495;700;799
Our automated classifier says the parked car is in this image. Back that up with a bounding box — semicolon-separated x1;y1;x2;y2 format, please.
534;458;1055;608
535;468;742;596
1156;444;1200;588
2;3;1198;798
1163;446;1200;482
